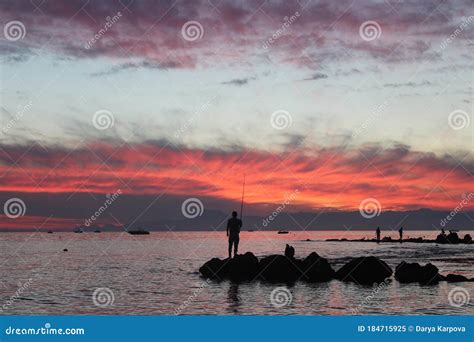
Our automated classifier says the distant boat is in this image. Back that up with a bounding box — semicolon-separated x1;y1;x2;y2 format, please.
74;227;83;233
277;230;289;234
47;230;53;234
128;227;150;235
94;229;101;233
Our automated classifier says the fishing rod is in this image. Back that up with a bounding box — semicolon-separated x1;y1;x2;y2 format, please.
240;173;246;219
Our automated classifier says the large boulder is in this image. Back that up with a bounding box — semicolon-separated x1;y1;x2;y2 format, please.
258;255;303;282
199;257;226;279
226;252;259;281
199;252;260;281
463;234;472;244
395;262;442;285
336;256;392;284
301;252;335;282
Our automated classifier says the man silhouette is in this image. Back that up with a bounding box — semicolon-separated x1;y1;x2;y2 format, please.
227;211;242;258
399;226;403;242
376;226;381;243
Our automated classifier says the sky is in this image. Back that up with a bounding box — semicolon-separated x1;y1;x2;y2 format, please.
0;0;473;230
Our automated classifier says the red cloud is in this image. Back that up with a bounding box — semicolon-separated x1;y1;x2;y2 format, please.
0;142;472;213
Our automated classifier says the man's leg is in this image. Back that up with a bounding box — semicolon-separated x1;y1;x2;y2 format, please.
234;237;239;257
228;238;232;259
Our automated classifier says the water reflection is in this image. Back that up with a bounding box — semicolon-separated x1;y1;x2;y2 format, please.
227;283;241;313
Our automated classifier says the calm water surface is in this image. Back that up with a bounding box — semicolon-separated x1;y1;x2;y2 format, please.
0;231;472;315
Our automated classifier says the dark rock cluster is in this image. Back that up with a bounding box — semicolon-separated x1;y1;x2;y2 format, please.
200;250;335;283
435;232;472;244
199;245;473;285
326;232;472;244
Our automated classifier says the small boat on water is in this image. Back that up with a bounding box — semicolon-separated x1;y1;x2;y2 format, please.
94;229;101;233
47;230;53;234
277;230;289;234
128;227;150;235
73;227;84;233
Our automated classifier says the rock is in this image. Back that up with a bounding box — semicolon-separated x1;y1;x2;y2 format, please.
435;234;448;244
199;252;260;281
405;237;423;243
336;256;392;284
199;257;226;279
301;252;335;282
436;232;461;244
258;255;303;282
63;248;68;252
226;252;259;281
395;262;442;285
445;274;473;282
447;232;461;243
463;234;472;243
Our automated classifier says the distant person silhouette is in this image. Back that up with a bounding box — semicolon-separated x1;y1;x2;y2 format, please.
227;211;242;258
376;226;381;243
399;227;403;242
284;244;295;258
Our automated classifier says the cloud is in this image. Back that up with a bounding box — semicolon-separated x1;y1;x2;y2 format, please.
0;140;472;208
0;139;472;230
90;60;181;76
302;73;328;81
220;76;256;86
383;81;432;88
0;0;471;69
